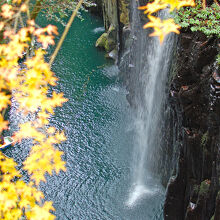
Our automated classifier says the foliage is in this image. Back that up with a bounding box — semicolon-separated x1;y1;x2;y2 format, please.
0;0;69;219
174;1;220;38
217;54;220;65
201;131;208;146
199;179;210;197
140;0;219;64
32;0;95;25
1;0;95;26
174;0;220;65
139;0;195;43
143;15;180;43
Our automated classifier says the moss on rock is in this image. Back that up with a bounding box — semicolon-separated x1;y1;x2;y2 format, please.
104;39;115;52
119;0;129;25
95;33;108;48
198;180;210;197
95;25;117;52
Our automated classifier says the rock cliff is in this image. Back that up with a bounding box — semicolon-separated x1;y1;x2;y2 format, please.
164;31;220;220
94;0;129;59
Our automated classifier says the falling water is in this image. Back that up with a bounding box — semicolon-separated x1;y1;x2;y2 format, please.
126;0;175;207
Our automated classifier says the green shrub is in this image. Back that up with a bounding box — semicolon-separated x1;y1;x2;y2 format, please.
174;1;220;38
217;54;220;65
173;1;220;65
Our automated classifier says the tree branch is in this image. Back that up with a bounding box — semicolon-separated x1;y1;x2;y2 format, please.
49;0;84;66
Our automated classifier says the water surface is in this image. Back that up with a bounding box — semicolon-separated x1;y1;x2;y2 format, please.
7;12;164;220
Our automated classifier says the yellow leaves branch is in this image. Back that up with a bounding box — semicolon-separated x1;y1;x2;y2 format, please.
0;2;72;219
144;15;180;43
139;0;195;43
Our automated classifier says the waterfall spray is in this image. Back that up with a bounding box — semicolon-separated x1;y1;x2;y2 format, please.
126;1;175;207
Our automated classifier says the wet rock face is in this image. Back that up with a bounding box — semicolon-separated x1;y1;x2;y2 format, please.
94;0;130;60
164;31;220;220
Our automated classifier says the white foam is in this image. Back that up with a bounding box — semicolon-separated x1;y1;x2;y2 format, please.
111;86;119;92
126;184;151;207
92;27;105;33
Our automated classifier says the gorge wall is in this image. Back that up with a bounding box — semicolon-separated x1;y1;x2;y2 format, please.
94;1;220;219
164;31;220;220
94;0;129;60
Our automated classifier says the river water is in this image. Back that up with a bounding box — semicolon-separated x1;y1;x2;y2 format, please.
6;12;164;220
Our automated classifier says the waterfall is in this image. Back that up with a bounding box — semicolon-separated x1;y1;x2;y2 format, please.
125;0;175;207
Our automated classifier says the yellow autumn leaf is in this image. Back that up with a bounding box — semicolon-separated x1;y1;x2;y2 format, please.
26;202;55;220
46;25;59;35
0;2;69;219
0;92;11;111
161;0;195;11
0;22;4;31
1;4;14;19
13;0;22;4
53;150;66;174
16;122;46;142
24;143;66;184
0;115;9;132
139;0;167;14
55;131;67;142
144;15;180;43
47;126;56;134
37;35;55;49
20;4;27;12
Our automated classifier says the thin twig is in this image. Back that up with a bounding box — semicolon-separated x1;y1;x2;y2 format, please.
19;14;24;28
26;0;30;20
49;0;84;67
30;0;42;20
13;16;18;33
202;0;206;9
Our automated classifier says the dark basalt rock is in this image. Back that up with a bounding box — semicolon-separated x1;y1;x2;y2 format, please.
164;31;220;220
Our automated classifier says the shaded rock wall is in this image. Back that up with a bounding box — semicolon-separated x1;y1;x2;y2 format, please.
164;32;220;220
95;0;130;59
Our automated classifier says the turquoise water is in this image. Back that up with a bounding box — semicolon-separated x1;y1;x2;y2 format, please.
7;12;164;219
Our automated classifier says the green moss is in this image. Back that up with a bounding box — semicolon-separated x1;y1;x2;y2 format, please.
217;54;220;65
193;185;200;194
95;33;116;52
174;0;220;65
104;39;115;52
96;25;117;52
201;131;208;147
199;180;210;197
119;0;129;25
174;1;220;38
107;25;116;39
95;33;108;48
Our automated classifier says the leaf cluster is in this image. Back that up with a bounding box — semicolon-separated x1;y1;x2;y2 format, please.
1;0;96;26
174;1;220;38
139;0;196;43
0;1;68;219
217;53;220;65
31;0;95;26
